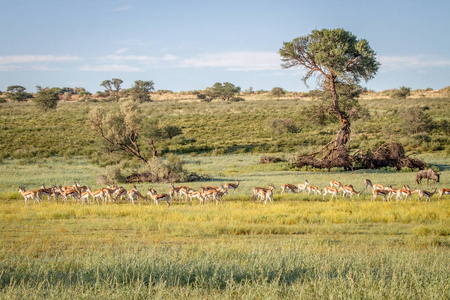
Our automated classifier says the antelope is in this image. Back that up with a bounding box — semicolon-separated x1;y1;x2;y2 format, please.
396;188;412;201
387;186;401;201
264;185;275;203
253;186;266;201
179;186;192;201
297;180;309;193
74;182;88;194
329;180;343;189
322;186;339;201
147;188;171;207
254;185;275;204
438;188;450;200
18;186;42;205
127;186;147;204
57;186;80;202
80;187;93;205
416;188;437;202
113;186;128;203
39;184;55;202
371;189;390;201
364;179;386;192
215;187;228;204
307;185;322;196
224;181;240;193
201;188;219;204
187;190;204;205
253;185;275;202
280;183;297;194
100;186;118;203
340;185;361;198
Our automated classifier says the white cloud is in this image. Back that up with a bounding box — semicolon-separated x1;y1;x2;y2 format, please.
115;48;130;54
101;54;179;65
379;54;450;71
78;64;144;72
180;51;281;71
0;55;81;65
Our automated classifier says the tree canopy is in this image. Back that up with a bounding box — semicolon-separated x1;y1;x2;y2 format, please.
33;86;60;111
279;28;380;148
101;78;123;102
130;80;154;103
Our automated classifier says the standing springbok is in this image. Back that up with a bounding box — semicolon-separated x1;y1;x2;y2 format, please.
415;188;437;202
18;186;42;205
364;179;386;192
127;186;147;204
322;186;339;201
298;180;309;193
224;181;240;193
147;188;171;207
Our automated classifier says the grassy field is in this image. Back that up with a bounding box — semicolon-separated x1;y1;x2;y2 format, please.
1;155;449;299
1;91;449;298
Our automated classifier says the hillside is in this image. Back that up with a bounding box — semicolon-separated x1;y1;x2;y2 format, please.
0;89;449;167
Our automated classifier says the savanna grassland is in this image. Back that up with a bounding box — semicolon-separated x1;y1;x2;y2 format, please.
0;90;450;299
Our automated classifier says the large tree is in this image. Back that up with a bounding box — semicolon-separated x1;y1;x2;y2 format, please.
101;78;123;102
279;28;380;149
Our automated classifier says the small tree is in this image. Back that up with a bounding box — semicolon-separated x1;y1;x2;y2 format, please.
33;86;60;111
130;80;154;103
5;85;32;102
271;87;286;98
101;78;123;102
196;82;241;102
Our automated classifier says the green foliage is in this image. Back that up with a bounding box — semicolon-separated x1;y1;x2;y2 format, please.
130;80;154;103
33;86;60;111
270;87;286;97
279;28;380;87
401;108;432;134
391;86;411;99
5;85;32;102
101;78;123;102
196;82;241;102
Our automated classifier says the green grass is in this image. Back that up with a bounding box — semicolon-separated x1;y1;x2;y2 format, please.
1;155;449;299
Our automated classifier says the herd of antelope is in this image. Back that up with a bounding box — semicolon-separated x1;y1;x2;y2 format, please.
17;181;241;207
18;178;449;206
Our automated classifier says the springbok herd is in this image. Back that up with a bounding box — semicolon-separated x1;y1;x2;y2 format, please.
17;179;449;206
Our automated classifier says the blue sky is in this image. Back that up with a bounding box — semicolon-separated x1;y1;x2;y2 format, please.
1;0;449;93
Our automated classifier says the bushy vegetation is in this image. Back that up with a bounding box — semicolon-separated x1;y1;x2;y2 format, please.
1;92;449;167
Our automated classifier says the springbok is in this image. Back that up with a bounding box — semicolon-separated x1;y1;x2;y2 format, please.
18;186;41;205
415;188;437;202
280;183;297;194
322;186;339;201
371;189;390;202
364;179;386;192
147;188;171;207
307;185;322;197
224;181;240;193
438;188;450;200
298;180;309;193
340;185;361;198
127;186;147;204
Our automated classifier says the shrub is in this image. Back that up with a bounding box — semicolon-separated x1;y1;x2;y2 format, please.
391;86;411;99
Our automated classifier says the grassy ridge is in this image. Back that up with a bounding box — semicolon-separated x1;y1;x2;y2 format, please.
1;95;449;161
